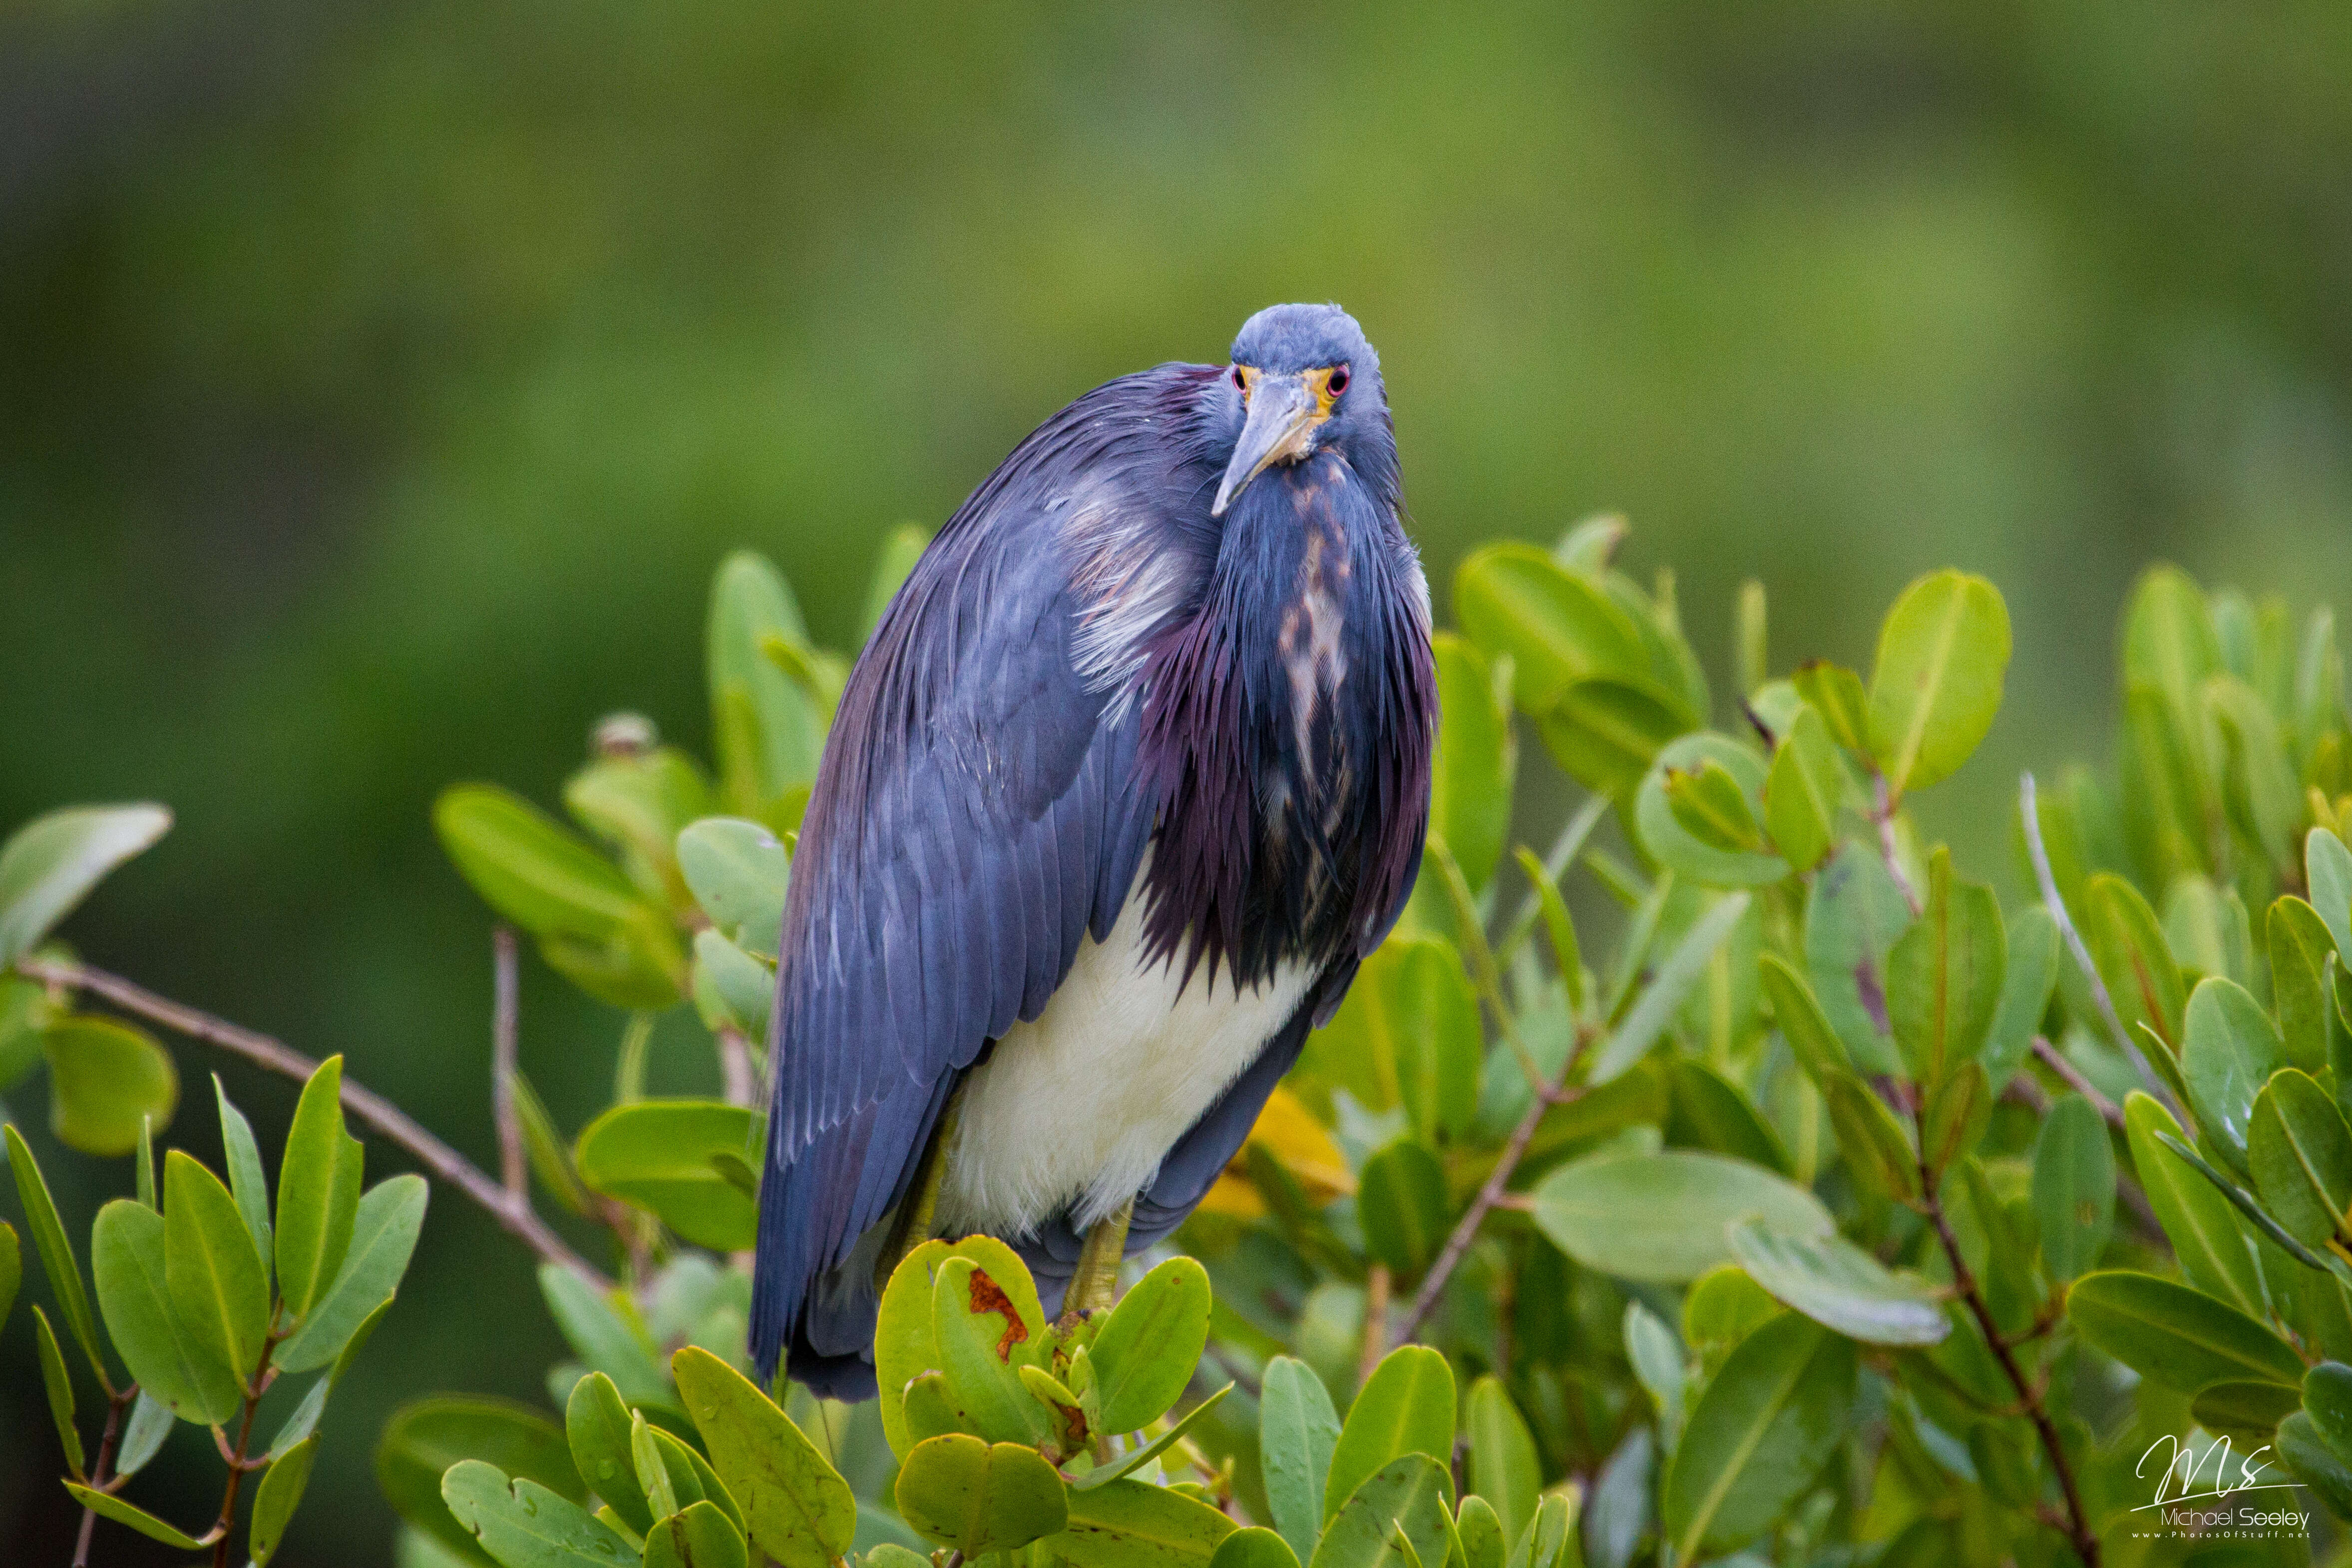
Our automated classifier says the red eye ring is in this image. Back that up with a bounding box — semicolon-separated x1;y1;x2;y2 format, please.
1328;366;1351;396
1231;365;1247;392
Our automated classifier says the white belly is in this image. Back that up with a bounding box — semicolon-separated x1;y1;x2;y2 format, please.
937;875;1312;1239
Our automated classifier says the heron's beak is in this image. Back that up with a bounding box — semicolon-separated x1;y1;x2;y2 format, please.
1213;373;1320;516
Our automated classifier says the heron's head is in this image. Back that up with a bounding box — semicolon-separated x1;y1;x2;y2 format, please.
1213;304;1389;517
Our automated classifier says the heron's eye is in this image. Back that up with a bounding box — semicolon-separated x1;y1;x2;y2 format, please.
1231;365;1247;392
1328;366;1351;396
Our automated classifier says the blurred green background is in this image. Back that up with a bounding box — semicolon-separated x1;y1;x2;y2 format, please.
4;0;2350;1558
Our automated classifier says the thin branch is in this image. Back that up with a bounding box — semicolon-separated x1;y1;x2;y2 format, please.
717;1026;757;1110
1921;1165;2100;1568
2018;774;2149;1073
491;928;525;1205
1359;1264;1392;1387
1394;1026;1596;1347
211;1358;270;1568
1871;772;1922;917
70;1387;133;1568
2031;1036;2122;1128
18;953;608;1287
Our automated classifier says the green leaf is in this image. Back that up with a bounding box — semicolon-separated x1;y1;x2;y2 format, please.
1757;954;1850;1085
709;551;826;816
1763;705;1844;872
1793;661;1872;761
2084;872;2188;1052
114;1390;173;1476
1356;1141;1452;1277
1588;891;1753;1082
1259;1355;1342;1566
874;1240;950;1461
1533;1147;1833;1284
567;1371;653;1536
2312;827;2352;963
163;1148;268;1381
2209;674;2304;870
674;1343;858;1568
1092;1255;1212;1434
1513;847;1586;1012
1213;1526;1305;1568
1624;1300;1686;1442
434;784;650;940
644;1501;751;1568
2249;1068;2352;1248
60;1482;212;1551
1979;904;2059;1088
932;1254;1051;1445
1663;757;1764;853
1866;570;2010;796
573;1100;759;1252
1455;544;1650;710
893;1435;1069;1557
1726;1218;1947;1345
1322;1345;1455;1526
1634;737;1786;888
2031;1095;2115;1282
0;1218;15;1331
1533;676;1693;800
1076;1383;1233;1490
5;1122;105;1382
212;1075;272;1278
440;1461;634;1567
0;803;171;967
1053;1475;1238;1568
276;1175;426;1374
249;1435;319;1565
2123;1092;2276;1319
1300;938;1480;1144
42;1016;178;1158
378;1398;585;1562
536;1261;666;1406
695;928;779;1055
1661;1312;1856;1559
2066;1269;2304;1392
1464;1376;1541;1546
1306;1455;1455;1568
2271;896;2338;1073
2305;1360;2352;1457
676;817;791;957
1884;847;2005;1085
1428;633;1516;893
277;1055;361;1323
633;1412;680;1519
2278;1411;2352;1522
90;1197;242;1423
1683;1264;1784;1374
2190;1380;2304;1450
1665;1059;1787;1173
564;745;712;908
33;1303;83;1475
1803;843;1913;1076
1920;1061;1991;1176
1453;1500;1506;1568
2182;976;2287;1175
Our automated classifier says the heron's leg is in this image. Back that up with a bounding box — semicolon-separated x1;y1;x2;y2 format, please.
874;1090;963;1295
1060;1196;1135;1328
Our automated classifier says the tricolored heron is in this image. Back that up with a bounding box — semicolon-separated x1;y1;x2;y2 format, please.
751;303;1436;1396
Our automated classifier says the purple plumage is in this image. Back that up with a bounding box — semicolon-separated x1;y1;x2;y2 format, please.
751;304;1435;1395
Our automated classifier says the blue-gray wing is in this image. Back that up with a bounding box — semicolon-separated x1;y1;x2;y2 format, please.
750;365;1223;1381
